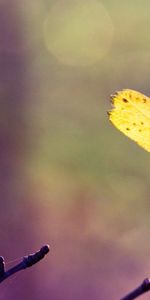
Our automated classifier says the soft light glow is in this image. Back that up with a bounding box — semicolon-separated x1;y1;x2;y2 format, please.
44;0;114;66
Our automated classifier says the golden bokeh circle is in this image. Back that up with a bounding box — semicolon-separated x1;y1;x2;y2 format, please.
44;0;114;66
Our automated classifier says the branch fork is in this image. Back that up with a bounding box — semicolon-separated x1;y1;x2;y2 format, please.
0;244;50;283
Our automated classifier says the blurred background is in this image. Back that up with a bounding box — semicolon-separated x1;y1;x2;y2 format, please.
0;0;150;299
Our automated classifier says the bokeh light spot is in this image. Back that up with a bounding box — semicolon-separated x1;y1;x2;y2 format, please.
44;0;114;66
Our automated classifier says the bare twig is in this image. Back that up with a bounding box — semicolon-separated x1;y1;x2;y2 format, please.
0;244;50;283
120;278;150;300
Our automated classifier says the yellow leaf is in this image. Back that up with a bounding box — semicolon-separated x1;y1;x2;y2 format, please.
108;89;150;152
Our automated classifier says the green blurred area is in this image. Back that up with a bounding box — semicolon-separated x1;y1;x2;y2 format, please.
1;0;150;299
25;0;150;213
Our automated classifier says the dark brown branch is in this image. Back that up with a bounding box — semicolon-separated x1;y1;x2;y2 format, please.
120;278;150;300
0;244;50;283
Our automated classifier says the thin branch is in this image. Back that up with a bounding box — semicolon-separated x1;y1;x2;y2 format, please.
0;244;50;283
120;278;150;300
